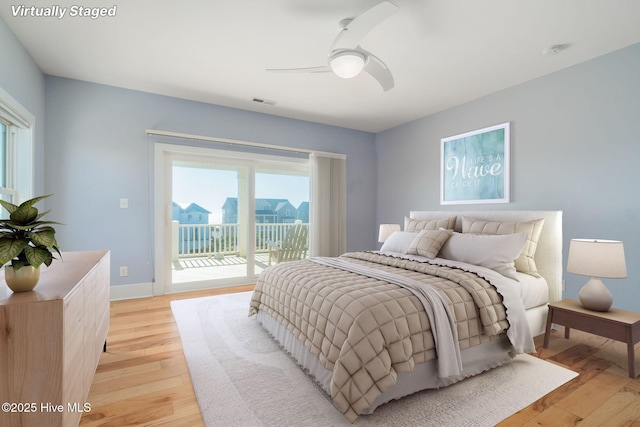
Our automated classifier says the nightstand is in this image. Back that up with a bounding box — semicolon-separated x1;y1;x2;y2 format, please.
543;299;640;378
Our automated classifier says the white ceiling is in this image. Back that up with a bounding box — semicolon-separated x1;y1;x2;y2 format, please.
3;0;640;133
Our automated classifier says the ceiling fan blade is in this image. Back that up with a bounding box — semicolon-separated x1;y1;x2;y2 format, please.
362;51;394;91
332;1;399;51
266;65;331;74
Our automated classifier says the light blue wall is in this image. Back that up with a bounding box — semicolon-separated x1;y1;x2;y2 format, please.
44;76;376;286
375;43;640;311
0;16;45;194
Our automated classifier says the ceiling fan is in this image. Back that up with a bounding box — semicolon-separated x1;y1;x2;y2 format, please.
267;1;399;91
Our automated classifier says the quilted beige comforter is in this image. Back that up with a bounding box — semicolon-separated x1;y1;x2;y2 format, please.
249;251;510;421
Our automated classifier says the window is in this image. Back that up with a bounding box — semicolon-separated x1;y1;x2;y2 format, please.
0;87;34;208
0;120;7;188
0;118;13;205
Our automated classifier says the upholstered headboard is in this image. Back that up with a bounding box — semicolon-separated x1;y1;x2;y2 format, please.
409;210;563;304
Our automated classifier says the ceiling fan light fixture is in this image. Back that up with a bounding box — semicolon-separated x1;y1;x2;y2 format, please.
330;51;366;79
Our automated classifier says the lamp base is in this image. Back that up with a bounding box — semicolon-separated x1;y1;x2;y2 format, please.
578;277;613;312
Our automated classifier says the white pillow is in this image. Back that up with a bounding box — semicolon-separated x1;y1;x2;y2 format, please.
380;231;419;253
462;217;545;277
438;232;528;280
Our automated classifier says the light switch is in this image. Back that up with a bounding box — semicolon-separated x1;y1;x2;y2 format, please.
120;198;129;209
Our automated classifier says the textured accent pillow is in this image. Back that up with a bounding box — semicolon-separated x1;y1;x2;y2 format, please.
404;216;456;232
379;231;419;253
438;232;528;280
461;217;545;277
406;229;453;258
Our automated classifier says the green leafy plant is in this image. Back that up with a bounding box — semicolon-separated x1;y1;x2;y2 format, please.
0;195;62;270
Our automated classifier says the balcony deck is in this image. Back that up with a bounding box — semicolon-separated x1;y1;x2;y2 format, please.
171;222;308;286
171;253;272;284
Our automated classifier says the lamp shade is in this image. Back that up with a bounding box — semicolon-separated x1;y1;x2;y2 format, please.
330;51;366;79
378;224;400;243
567;239;627;279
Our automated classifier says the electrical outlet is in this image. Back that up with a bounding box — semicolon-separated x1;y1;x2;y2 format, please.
120;266;128;277
562;280;566;291
120;198;129;209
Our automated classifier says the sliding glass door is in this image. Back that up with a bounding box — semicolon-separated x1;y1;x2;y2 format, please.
255;170;310;267
154;143;310;294
171;160;249;289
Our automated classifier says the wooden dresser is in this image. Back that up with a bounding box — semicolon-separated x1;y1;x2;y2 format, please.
0;250;110;427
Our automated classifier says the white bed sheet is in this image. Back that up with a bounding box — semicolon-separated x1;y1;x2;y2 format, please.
514;272;549;310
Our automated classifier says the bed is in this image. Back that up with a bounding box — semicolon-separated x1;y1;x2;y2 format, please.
249;210;562;422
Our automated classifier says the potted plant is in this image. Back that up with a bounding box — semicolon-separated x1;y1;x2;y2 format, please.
0;195;62;292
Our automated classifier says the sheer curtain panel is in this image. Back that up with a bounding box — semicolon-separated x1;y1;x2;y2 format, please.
310;153;346;257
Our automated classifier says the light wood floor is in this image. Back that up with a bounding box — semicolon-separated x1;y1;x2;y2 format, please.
81;287;640;426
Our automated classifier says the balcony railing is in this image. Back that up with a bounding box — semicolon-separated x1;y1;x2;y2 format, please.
172;221;309;260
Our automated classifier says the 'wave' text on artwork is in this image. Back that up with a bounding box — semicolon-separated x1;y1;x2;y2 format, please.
445;155;503;181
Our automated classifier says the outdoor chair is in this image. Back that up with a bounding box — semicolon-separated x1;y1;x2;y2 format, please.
267;222;308;265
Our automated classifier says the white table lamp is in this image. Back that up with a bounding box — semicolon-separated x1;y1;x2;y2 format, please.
378;224;400;243
567;239;627;312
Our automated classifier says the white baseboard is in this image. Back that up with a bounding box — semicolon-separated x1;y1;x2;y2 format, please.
109;279;253;301
165;278;254;294
110;282;154;300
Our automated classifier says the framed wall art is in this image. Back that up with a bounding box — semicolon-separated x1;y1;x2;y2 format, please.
440;122;510;205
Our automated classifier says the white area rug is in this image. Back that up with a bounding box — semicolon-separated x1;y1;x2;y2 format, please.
171;291;577;427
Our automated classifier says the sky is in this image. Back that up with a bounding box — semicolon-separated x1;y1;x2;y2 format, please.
172;166;309;223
